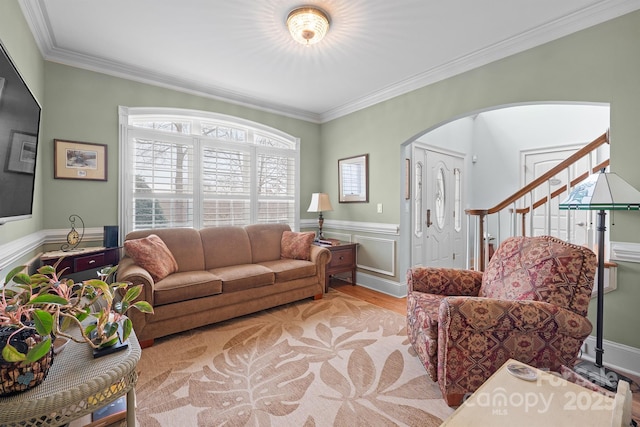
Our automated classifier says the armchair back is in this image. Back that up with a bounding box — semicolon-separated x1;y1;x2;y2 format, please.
479;235;596;317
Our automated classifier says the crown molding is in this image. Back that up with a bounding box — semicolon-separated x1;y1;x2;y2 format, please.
19;0;640;124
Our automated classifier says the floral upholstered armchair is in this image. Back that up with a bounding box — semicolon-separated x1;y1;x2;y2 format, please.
407;235;597;406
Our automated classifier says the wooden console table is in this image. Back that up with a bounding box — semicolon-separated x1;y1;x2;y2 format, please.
40;247;120;276
317;242;358;293
0;328;140;426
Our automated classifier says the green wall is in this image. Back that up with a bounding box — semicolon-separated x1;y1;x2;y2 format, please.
323;11;640;348
0;1;45;244
41;63;322;230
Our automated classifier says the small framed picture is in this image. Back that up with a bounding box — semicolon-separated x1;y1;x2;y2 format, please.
6;131;37;174
54;139;107;181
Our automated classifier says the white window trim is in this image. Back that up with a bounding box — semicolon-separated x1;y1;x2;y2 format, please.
118;106;300;238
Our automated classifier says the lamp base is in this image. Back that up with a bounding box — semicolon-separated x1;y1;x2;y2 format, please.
574;360;634;392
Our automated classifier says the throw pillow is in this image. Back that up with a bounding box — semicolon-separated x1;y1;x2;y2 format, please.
124;234;179;281
281;231;316;260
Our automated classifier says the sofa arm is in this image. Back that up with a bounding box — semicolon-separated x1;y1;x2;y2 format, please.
407;267;483;296
310;244;331;283
116;256;155;307
439;296;593;368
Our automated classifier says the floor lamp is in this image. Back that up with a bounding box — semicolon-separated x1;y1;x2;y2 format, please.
560;170;640;391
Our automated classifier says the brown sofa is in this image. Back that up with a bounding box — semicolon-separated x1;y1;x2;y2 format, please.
116;224;331;346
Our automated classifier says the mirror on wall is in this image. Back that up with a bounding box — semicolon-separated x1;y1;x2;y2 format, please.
338;154;368;203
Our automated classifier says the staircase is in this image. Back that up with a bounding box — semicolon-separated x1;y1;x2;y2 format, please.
465;130;610;271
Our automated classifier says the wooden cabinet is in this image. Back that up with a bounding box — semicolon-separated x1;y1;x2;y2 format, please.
41;247;120;276
319;243;358;293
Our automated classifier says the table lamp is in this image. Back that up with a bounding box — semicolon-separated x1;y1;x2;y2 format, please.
307;193;333;240
559;169;640;390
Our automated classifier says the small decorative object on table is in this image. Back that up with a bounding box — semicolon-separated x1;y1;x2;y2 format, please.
61;214;85;252
0;260;154;396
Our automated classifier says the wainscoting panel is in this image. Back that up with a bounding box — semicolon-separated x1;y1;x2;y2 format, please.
353;235;395;276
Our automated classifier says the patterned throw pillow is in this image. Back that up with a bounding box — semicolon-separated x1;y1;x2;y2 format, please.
281;231;316;260
124;234;179;281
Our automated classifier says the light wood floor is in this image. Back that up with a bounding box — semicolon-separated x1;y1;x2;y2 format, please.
330;279;640;424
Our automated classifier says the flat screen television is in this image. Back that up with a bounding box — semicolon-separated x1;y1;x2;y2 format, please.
0;39;41;225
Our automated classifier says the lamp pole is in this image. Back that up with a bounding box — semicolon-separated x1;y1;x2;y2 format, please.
595;209;606;368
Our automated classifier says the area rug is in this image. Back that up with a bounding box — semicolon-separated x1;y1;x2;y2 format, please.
135;289;454;426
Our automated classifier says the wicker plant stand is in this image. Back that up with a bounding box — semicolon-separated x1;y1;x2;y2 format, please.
0;326;140;426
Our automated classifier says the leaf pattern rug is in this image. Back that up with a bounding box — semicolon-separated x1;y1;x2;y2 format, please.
135;289;454;426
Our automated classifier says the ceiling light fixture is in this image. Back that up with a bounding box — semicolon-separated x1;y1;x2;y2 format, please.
287;6;330;46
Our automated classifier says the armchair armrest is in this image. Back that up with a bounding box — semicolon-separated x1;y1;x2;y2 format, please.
407;267;483;296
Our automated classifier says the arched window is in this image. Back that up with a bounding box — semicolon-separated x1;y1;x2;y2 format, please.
119;107;300;237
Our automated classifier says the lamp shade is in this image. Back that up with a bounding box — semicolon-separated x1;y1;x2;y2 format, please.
307;193;333;212
559;171;640;211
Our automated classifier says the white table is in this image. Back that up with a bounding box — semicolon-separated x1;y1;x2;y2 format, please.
442;359;617;426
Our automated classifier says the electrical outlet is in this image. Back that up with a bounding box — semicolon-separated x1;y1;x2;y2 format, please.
377;203;383;213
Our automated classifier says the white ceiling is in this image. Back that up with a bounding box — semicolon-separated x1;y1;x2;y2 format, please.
19;0;640;123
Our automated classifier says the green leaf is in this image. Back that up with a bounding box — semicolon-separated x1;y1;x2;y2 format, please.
84;323;97;335
2;344;26;362
32;310;54;335
122;318;132;342
37;264;57;275
99;336;119;348
3;265;27;285
85;280;113;305
11;272;32;286
30;294;68;305
25;338;51;363
132;301;154;313
104;322;118;338
123;285;142;303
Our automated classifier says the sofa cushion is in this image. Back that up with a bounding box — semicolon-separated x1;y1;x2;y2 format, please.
125;228;205;272
200;226;252;269
124;234;179;281
281;231;315;260
245;223;291;263
210;264;274;293
259;259;316;282
154;271;223;306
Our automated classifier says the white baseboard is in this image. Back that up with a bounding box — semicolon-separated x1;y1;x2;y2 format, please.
581;335;640;378
346;271;407;298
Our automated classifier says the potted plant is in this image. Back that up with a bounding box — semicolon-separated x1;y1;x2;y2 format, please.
0;260;153;395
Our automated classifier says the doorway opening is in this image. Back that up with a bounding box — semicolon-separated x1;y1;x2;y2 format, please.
400;102;610;277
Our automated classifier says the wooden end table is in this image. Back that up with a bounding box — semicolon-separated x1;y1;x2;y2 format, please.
0;328;140;427
316;242;358;293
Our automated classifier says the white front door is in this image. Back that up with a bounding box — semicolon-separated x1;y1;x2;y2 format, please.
412;146;465;268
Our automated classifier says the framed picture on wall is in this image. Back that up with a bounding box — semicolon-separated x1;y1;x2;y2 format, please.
338;154;368;203
54;139;107;181
6;131;37;174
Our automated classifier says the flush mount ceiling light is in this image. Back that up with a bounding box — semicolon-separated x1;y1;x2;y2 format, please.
287;6;330;46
